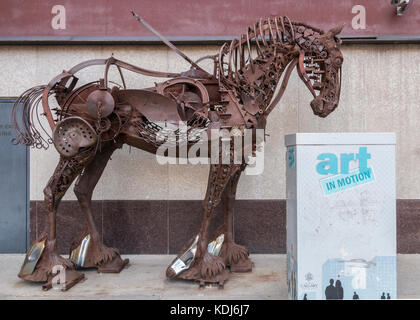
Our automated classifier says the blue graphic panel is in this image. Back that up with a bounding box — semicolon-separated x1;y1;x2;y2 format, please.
320;167;375;195
322;256;396;300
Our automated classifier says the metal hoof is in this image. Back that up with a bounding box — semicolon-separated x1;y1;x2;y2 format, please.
230;258;253;273
97;257;129;273
18;239;46;277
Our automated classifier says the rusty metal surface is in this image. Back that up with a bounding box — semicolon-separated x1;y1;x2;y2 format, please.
11;13;343;290
117;89;181;123
52;117;97;157
86;89;115;119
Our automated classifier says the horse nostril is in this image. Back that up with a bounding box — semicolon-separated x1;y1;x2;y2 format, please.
311;97;324;116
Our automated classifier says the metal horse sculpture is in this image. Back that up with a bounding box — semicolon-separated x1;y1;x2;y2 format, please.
12;12;343;290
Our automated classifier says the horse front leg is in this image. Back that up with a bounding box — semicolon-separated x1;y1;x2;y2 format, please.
218;164;252;272
71;142;129;273
167;161;241;287
18;154;92;290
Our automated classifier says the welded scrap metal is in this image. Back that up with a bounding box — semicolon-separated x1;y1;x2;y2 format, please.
10;13;344;291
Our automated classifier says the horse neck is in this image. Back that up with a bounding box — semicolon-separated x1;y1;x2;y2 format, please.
239;20;323;112
245;44;297;110
219;18;321;111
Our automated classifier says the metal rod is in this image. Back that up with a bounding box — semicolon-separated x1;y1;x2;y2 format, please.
130;10;205;72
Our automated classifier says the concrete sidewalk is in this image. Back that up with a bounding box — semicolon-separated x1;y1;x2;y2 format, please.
0;254;418;300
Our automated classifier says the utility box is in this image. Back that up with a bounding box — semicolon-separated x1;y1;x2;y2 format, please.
285;133;396;300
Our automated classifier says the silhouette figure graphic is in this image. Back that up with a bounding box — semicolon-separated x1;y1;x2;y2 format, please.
387;293;391;299
353;291;359;300
303;293;307;300
381;292;386;299
335;280;344;300
325;279;337;300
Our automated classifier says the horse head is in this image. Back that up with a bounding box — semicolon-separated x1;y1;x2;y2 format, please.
296;25;344;118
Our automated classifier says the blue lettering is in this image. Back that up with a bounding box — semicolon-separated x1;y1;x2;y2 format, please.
356;147;371;171
327;181;336;190
340;153;355;174
337;178;346;187
363;169;371;179
317;148;371;175
316;153;338;175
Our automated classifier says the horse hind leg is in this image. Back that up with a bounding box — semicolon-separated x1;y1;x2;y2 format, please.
18;156;89;290
71;143;129;273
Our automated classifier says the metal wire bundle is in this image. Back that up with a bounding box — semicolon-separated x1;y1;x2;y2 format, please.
11;85;53;149
133;117;209;148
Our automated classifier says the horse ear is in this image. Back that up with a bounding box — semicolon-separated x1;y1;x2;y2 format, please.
327;24;345;37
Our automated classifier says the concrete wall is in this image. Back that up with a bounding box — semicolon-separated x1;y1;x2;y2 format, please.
1;44;419;201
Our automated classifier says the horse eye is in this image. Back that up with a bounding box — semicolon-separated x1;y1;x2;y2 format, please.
333;56;343;68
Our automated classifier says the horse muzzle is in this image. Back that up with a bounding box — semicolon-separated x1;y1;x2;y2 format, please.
310;96;338;118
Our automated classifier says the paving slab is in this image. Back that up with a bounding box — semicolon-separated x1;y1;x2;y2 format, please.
0;254;418;300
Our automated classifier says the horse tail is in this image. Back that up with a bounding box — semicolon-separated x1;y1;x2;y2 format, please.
11;85;53;149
